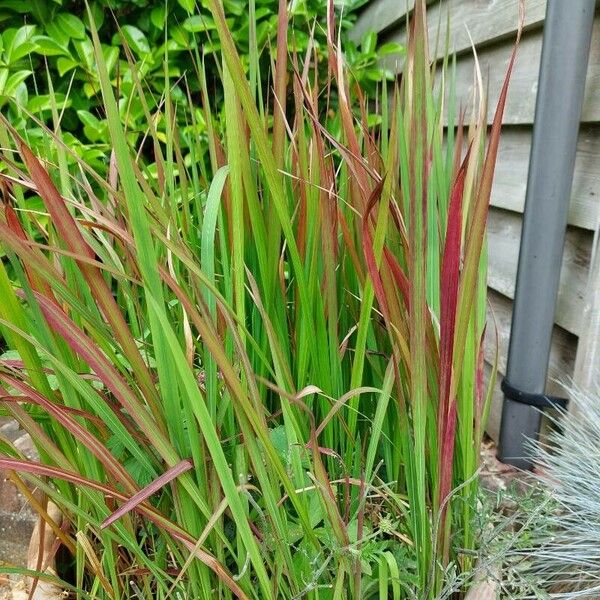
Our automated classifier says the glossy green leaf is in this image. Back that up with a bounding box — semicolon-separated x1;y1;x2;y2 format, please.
361;30;377;54
27;93;71;113
3;25;37;63
83;2;104;32
120;25;150;56
378;41;405;56
0;68;9;94
56;56;78;76
3;70;32;97
183;15;216;32
150;6;166;29
77;109;105;142
177;0;196;12
73;38;94;70
102;45;119;75
55;13;86;40
33;35;70;56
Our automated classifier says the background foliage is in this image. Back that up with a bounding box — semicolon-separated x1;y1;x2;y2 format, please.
0;0;398;173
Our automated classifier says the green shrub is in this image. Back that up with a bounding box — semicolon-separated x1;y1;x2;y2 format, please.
0;0;395;174
0;0;519;597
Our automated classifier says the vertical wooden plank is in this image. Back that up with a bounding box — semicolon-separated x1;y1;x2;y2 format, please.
573;223;600;390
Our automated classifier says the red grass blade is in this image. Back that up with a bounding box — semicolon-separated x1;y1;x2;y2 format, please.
9;135;162;421
101;459;193;529
26;291;173;461
0;376;136;491
437;154;470;513
4;203;55;299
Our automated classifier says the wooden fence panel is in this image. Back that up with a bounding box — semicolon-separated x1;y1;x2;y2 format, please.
492;127;600;231
487;207;592;336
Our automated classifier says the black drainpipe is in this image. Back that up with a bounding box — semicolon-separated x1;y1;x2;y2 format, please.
498;0;595;469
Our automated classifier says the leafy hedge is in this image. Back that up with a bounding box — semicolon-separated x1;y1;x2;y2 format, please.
0;0;399;173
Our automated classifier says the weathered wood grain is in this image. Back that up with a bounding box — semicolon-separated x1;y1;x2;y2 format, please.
487;207;592;336
492;127;600;231
376;0;545;67
367;5;600;124
573;225;600;390
352;0;544;50
441;14;600;124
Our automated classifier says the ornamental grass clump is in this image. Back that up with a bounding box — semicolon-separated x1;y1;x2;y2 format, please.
503;387;600;598
0;0;520;597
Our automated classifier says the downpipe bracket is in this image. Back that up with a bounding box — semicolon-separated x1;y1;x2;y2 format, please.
501;378;568;411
